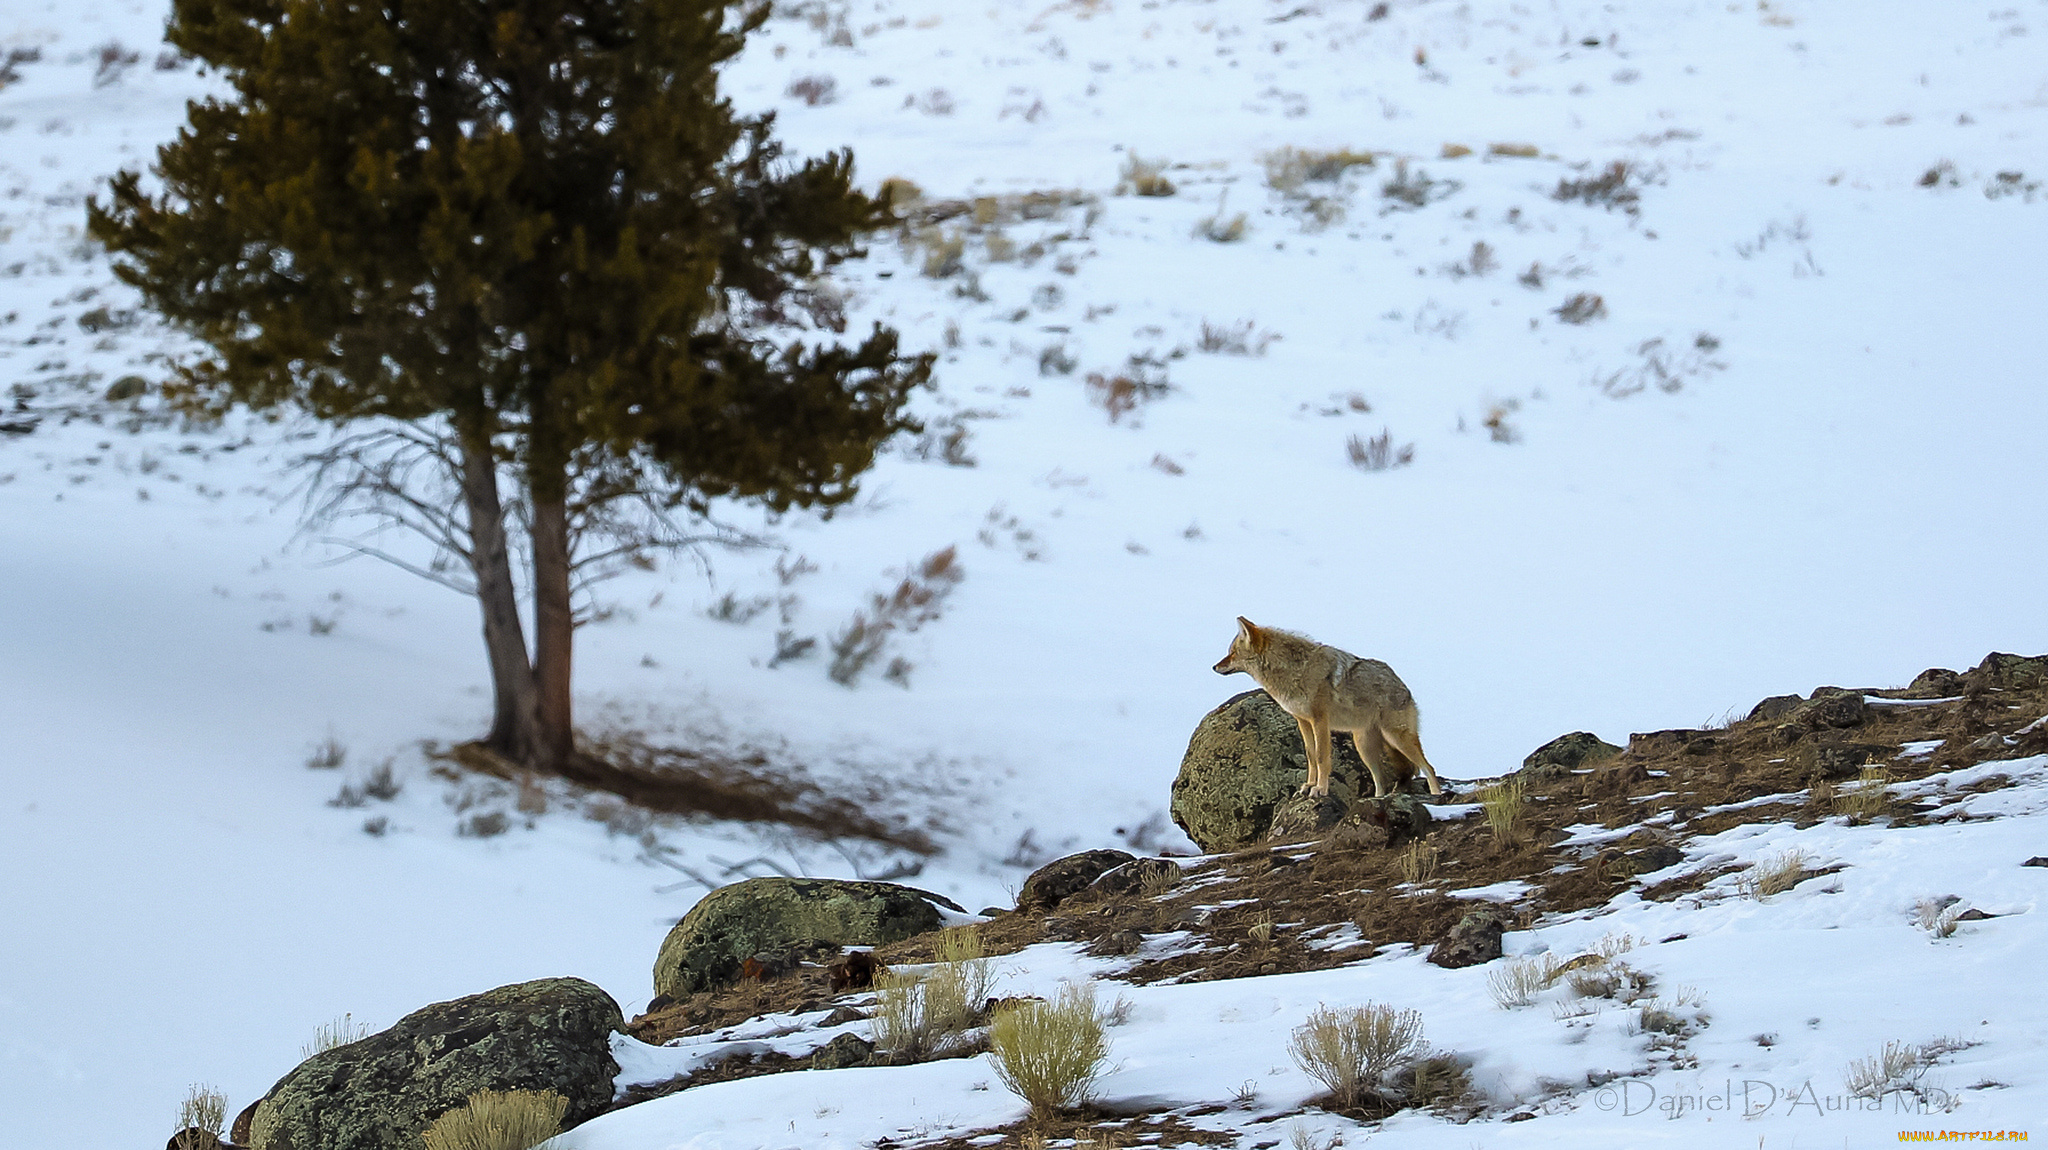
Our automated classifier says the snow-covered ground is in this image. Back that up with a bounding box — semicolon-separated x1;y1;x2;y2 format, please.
1;0;2044;1145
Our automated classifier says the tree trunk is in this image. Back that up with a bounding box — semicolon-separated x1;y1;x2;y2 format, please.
456;427;539;764
530;477;577;774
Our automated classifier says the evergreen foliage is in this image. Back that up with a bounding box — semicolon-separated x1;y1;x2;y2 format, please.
90;0;932;768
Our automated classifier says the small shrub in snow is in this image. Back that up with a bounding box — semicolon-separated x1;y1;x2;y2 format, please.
1402;1054;1475;1112
1486;954;1562;1009
1380;161;1456;209
1844;1040;1927;1100
828;547;965;686
171;1085;227;1149
1345;429;1414;472
1085;360;1171;423
988;982;1111;1117
1913;896;1963;939
93;41;141;87
785;73;838;105
1739;847;1811;900
459;810;510;838
1286;1003;1426;1109
1117;152;1175;197
1261;146;1375;194
306;735;347;770
1552;160;1640;212
301;1013;370;1059
1196;318;1276;355
362;760;402;801
706;591;771;623
1553;292;1606;325
1195;196;1248;242
420;1088;565;1150
1038;342;1078;376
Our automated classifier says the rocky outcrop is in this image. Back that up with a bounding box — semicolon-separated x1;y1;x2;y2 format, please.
247;977;621;1150
652;877;961;999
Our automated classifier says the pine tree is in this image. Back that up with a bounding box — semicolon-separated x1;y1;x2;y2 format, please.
90;0;932;772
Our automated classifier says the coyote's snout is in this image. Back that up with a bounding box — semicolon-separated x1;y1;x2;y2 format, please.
1213;616;1444;800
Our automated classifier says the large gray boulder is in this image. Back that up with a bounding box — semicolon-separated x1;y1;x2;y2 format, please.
248;977;621;1150
1174;690;1428;851
652;877;960;999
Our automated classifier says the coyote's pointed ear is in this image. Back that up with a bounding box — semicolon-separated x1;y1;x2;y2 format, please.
1236;616;1265;649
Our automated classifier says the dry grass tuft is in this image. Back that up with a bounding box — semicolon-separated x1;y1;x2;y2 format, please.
989;982;1112;1118
1346;429;1414;472
1477;776;1527;844
1118;152;1176;196
1486;954;1562;1009
1837;765;1892;820
1552;160;1640;212
1845;1040;1927;1100
1738;848;1811;900
1398;839;1439;884
1286;1003;1426;1109
1912;897;1963;939
1262;146;1375;194
302;1013;371;1059
1553;292;1607;324
420;1089;565;1150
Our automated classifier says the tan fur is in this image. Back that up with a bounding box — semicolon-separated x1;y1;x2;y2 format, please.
1212;616;1444;799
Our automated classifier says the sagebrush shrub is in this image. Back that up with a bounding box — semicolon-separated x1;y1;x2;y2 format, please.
1287;1003;1425;1109
988;982;1111;1118
419;1089;565;1150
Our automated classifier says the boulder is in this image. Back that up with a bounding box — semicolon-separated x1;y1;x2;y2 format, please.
1089;857;1184;899
1427;907;1507;969
247;977;621;1150
810;1032;874;1070
1017;849;1134;912
1519;732;1622;779
1171;690;1382;851
1970;652;2048;692
1799;690;1868;729
652;877;960;999
1748;695;1805;723
1909;668;1965;697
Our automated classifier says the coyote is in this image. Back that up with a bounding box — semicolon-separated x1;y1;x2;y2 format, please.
1212;617;1444;799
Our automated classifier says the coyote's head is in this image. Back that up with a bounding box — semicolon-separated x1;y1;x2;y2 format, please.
1212;616;1268;676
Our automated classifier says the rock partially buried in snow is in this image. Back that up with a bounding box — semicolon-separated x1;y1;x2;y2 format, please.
1016;848;1134;911
1171;689;1383;851
1427;907;1507;969
652;876;961;999
247;977;621;1150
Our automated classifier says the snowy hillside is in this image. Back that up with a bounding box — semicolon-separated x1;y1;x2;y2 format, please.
1;0;2044;1146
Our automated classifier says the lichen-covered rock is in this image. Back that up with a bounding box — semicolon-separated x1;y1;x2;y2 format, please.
1017;849;1134;912
1519;731;1622;779
1971;652;2048;691
248;977;621;1150
653;877;960;999
1090;857;1183;899
1171;690;1382;851
810;1032;874;1070
1427;907;1507;969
